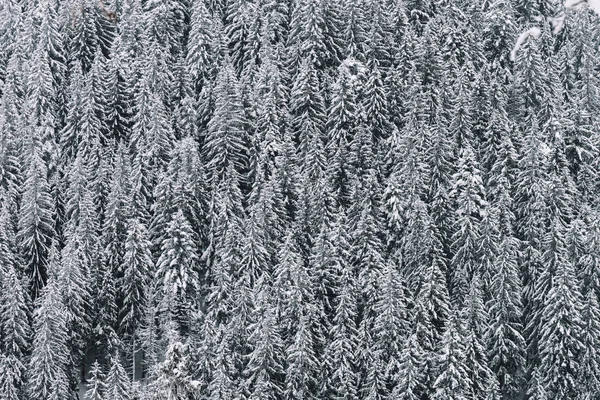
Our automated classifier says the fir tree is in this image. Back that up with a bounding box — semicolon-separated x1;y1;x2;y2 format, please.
18;131;56;296
105;353;132;400
155;209;200;332
393;332;426;400
119;217;153;370
324;264;359;400
431;311;471;400
244;286;285;400
284;312;319;400
449;145;487;304
203;60;249;186
537;221;585;399
27;248;71;400
84;361;107;400
487;236;526;398
0;217;30;399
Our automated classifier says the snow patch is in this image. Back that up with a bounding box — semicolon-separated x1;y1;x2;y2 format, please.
565;0;600;14
548;15;566;34
591;0;600;14
539;142;552;157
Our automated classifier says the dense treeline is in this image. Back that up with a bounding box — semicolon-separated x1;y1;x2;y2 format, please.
1;0;600;399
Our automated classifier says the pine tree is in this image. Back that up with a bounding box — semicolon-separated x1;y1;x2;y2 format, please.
84;361;107;400
463;276;494;400
273;230;315;342
325;264;359;400
431;311;471;400
103;35;135;142
155;209;200;332
0;353;24;400
369;259;407;391
18;131;56;296
0;263;31;395
0;196;30;399
348;168;385;352
244;286;285;400
482;0;517;68
363;63;390;142
284;312;319;400
343;1;368;61
187;0;216;94
102;145;131;299
67;0;102;73
393;332;426;400
203;60;249;186
290;56;327;182
207;326;238;400
577;291;600;398
487;236;526;398
148;328;197;400
449;145;487;304
537;221;585;399
27;247;71;400
105;354;132;400
119;217;153;370
226;0;258;76
326;60;359;207
288;0;328;70
0;188;30;353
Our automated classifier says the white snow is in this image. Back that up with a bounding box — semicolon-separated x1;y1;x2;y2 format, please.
565;0;600;14
510;27;541;62
589;0;600;14
512;0;600;61
565;0;587;9
539;142;552;157
548;15;566;34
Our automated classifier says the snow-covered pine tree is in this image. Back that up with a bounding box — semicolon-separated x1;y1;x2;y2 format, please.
27;246;71;400
155;209;200;333
105;353;132;400
203;60;249;187
486;235;526;398
84;361;107;400
18;129;56;297
449;145;487;304
119;217;153;372
324;261;359;400
0;263;30;400
431;310;471;400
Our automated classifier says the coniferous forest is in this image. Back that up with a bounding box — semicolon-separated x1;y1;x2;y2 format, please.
3;0;600;398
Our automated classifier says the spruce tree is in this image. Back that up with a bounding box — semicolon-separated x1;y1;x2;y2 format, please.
27;247;71;400
119;217;153;370
431;311;471;400
0;263;30;400
155;209;200;332
18;131;56;296
487;236;526;398
203;60;249;186
393;332;426;400
537;221;585;399
84;361;107;400
449;145;487;305
105;354;132;400
324;264;359;400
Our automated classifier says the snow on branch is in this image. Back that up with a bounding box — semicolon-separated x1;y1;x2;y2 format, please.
565;0;600;14
510;27;541;62
511;0;600;61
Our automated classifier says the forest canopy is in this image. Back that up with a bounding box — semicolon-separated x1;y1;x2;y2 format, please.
1;0;600;399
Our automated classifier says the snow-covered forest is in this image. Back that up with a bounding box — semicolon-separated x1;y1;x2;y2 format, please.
1;0;600;398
